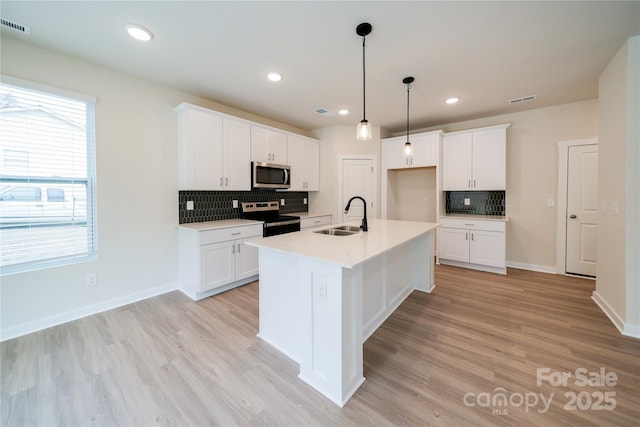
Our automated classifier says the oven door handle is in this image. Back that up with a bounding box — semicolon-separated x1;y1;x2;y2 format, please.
265;219;300;227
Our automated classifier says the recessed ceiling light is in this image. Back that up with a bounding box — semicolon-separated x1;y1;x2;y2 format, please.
338;109;349;116
125;24;153;41
267;73;282;82
446;97;460;105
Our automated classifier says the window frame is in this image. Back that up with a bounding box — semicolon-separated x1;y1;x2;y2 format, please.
0;75;98;275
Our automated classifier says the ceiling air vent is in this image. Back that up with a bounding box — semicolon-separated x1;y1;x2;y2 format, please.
314;108;335;117
509;95;537;104
1;17;31;35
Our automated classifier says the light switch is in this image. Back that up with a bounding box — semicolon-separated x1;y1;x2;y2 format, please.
186;200;194;210
546;199;555;207
464;198;471;206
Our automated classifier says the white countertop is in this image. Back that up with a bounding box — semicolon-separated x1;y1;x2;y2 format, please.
291;212;331;219
178;218;262;231
247;219;438;269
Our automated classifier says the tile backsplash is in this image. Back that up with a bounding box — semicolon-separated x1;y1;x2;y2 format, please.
178;190;308;224
445;191;505;216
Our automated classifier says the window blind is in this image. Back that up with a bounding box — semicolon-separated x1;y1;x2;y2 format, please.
0;81;97;274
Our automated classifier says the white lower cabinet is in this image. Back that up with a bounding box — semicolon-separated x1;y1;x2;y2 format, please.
179;223;263;300
438;217;506;274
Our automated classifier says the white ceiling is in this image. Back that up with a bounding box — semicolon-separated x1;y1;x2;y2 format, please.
2;1;639;134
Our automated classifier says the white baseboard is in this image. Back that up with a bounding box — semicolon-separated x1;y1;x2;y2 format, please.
591;291;640;339
506;260;557;274
0;281;179;342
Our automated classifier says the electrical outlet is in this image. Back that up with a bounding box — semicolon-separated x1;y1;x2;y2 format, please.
280;199;285;206
86;273;97;287
186;200;194;210
232;200;238;208
464;198;471;206
303;198;307;205
546;199;555;207
317;282;327;301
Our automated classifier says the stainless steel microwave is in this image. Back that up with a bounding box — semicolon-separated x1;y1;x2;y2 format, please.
252;162;291;189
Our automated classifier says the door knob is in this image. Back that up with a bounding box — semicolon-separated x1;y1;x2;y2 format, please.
569;214;577;219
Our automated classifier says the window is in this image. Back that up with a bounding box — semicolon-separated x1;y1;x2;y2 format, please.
0;79;97;274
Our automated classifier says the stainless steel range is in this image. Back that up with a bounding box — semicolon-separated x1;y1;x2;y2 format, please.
240;201;300;237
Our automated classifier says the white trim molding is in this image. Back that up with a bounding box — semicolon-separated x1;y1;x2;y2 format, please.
506;260;557;274
592;291;640;339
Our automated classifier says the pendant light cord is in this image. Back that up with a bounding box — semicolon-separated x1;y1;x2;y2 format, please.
406;83;410;142
362;36;367;121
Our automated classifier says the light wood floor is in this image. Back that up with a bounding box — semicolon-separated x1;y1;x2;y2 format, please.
2;265;639;426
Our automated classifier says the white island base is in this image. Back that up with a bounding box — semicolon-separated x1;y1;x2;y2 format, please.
249;219;438;407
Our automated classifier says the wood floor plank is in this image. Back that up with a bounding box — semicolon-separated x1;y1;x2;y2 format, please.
2;264;639;426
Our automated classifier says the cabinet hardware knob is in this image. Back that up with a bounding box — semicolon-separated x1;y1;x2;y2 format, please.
570;214;577;219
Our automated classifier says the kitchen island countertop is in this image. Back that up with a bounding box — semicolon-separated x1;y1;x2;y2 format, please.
247;218;438;268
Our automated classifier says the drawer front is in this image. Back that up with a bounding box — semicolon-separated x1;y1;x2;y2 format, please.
438;217;506;232
301;215;332;229
199;224;263;245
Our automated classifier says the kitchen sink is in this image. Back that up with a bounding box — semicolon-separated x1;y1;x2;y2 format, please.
313;228;358;236
332;225;362;232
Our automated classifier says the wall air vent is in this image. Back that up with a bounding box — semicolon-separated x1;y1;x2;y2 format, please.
1;18;31;35
314;108;335;117
509;95;537;104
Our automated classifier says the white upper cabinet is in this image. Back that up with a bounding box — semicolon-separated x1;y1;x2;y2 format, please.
288;135;319;191
222;118;251;190
177;106;222;190
382;131;441;170
176;103;254;191
442;124;508;191
251;126;288;164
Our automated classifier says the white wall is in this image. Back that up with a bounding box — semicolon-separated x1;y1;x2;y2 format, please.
594;36;640;337
309;126;381;222
0;38;308;340
386;168;437;222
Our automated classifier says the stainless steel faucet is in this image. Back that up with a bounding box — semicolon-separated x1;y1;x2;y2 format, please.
344;196;368;232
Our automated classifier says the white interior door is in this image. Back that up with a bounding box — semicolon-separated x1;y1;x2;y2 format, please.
342;159;374;224
566;145;598;277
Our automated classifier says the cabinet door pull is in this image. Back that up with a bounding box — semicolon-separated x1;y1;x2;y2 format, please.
231;232;241;235
464;223;474;226
471;233;474;241
237;243;241;253
220;177;224;186
232;244;235;254
466;232;468;241
473;179;476;188
468;179;471;188
225;177;228;186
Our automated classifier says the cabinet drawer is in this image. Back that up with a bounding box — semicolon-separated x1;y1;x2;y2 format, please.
199;224;263;245
438;217;506;232
301;215;332;229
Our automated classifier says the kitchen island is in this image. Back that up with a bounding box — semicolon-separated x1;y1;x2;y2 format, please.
247;219;438;407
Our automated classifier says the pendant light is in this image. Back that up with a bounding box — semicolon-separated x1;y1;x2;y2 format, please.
356;23;373;140
403;76;415;156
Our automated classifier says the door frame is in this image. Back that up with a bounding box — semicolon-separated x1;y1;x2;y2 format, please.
556;138;598;275
337;155;378;223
